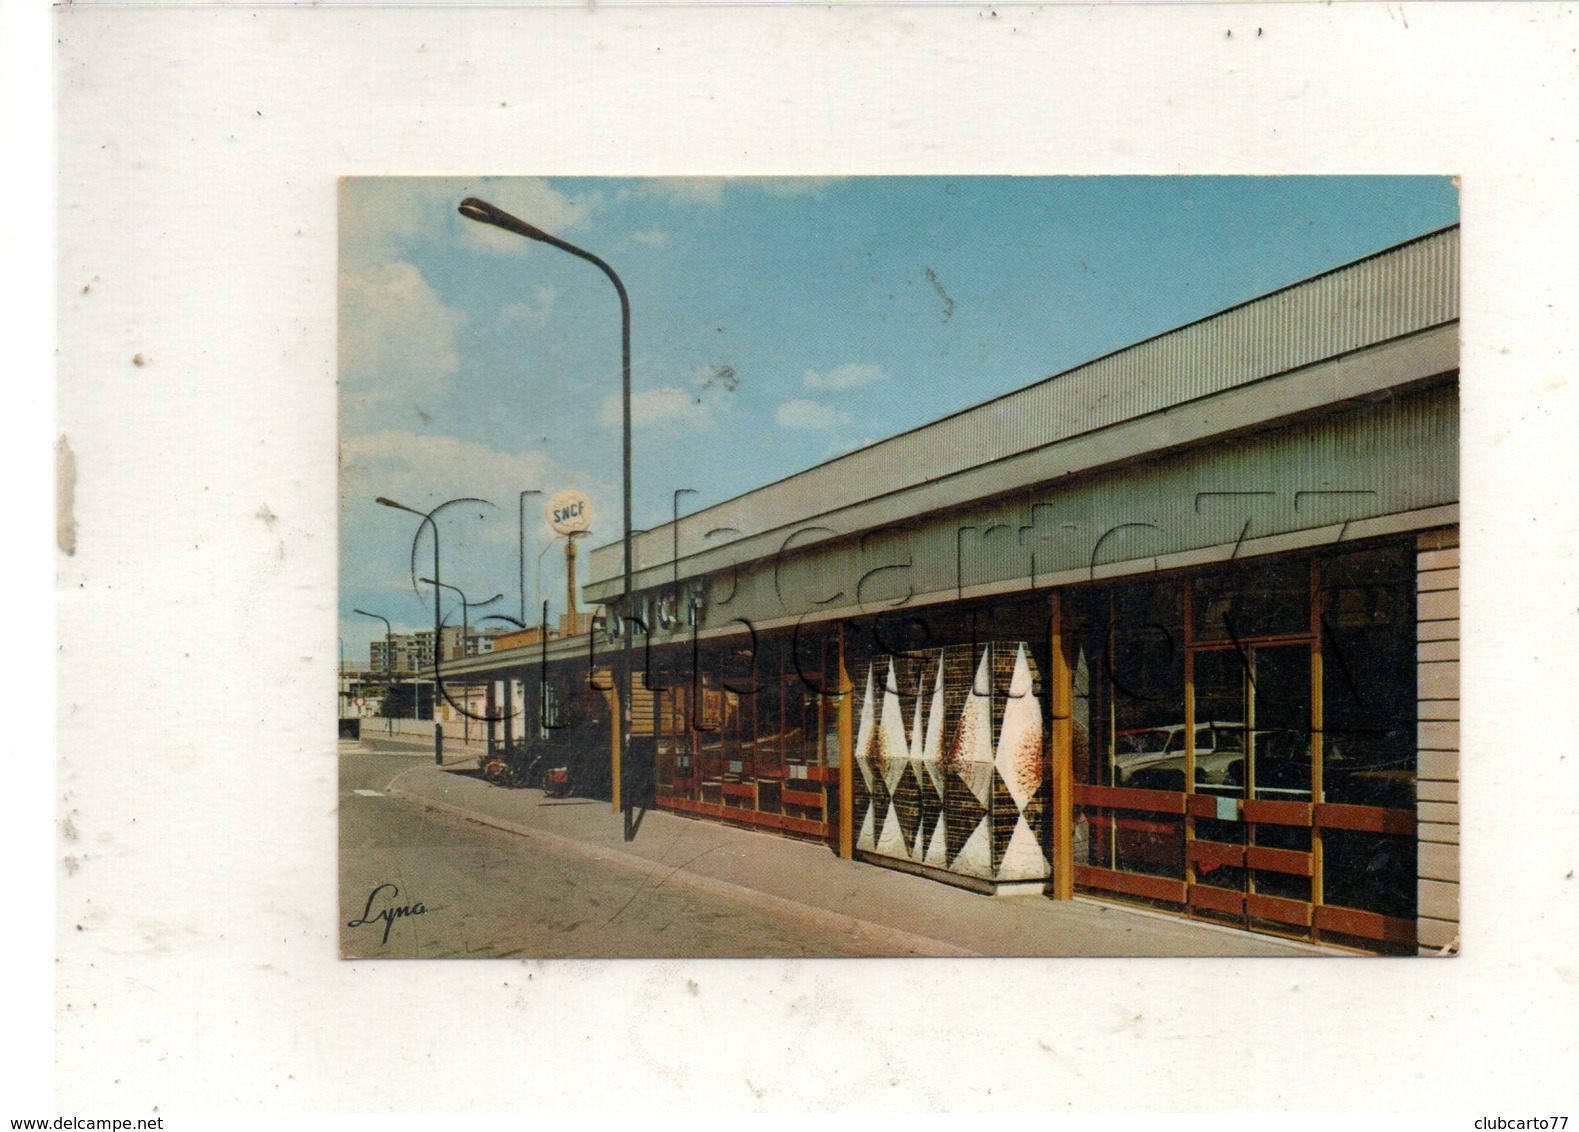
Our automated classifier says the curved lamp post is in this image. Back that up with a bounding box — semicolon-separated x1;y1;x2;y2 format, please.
419;578;501;744
457;196;639;841
353;607;396;734
519;488;542;628
672;487;696;622
536;531;568;638
375;494;496;736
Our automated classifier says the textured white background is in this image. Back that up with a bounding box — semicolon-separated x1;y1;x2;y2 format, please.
27;0;1579;1115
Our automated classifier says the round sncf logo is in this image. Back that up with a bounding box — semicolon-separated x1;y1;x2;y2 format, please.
547;489;594;535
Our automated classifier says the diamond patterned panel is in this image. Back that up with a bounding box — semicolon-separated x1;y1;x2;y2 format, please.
853;641;1051;887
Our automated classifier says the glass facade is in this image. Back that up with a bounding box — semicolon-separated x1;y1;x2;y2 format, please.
1068;538;1419;950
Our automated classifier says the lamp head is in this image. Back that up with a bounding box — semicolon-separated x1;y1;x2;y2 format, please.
375;496;419;516
458;197;552;243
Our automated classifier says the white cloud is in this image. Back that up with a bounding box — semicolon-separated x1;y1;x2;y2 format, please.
341;431;571;527
758;177;845;198
456;180;590;257
502;286;559;324
598;387;718;432
802;363;885;392
776;399;848;431
341;176;590;268
339;430;614;597
639;178;727;206
633;177;845;208
339;261;463;403
630;229;671;248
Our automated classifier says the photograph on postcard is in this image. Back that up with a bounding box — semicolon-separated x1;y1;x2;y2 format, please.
337;175;1459;959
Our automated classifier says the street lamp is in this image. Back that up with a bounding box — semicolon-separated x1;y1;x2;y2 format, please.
672;488;696;622
419;578;501;744
536;531;568;638
353;607;396;735
458;196;639;841
375;494;494;729
519;489;542;628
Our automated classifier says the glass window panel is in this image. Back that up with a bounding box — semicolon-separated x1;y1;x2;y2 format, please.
1252;645;1312;800
1113;812;1185;878
1192;649;1249;796
1078;807;1117;870
1252;824;1312;902
1193;559;1311;641
753;678;784;772
1190;649;1249;893
1322;829;1418;919
1320;543;1417;807
1193;855;1245;894
1064;589;1109;787
1109;580;1185;742
720;641;759;695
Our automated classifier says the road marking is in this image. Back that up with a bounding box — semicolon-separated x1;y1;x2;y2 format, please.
353;789;384;797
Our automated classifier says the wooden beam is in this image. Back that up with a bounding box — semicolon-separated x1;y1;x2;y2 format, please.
1314;904;1418;945
1074;784;1189;815
1074;865;1186;904
1315;802;1417;835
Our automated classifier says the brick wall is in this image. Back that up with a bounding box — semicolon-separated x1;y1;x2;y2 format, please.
1416;528;1460;954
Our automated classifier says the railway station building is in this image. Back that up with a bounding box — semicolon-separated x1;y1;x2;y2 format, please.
440;226;1461;955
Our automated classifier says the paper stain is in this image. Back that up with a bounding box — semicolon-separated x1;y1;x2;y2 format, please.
257;503;286;561
57;435;77;555
923;267;955;320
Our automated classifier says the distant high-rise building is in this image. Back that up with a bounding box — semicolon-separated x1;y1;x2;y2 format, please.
370;626;504;672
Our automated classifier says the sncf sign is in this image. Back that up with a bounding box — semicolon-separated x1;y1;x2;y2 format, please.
547;489;594;535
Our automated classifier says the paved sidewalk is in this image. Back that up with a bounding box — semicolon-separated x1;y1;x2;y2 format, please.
370;741;1332;958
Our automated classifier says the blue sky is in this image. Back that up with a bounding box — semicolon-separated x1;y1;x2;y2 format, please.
338;175;1458;666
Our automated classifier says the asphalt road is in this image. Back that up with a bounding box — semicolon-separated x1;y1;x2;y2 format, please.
339;748;883;959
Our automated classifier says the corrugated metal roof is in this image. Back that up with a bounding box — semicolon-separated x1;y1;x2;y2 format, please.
589;225;1459;591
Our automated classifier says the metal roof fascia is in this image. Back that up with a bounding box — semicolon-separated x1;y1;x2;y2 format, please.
585;322;1458;602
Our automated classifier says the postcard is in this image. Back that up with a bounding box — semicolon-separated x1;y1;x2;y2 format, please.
337;174;1459;960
